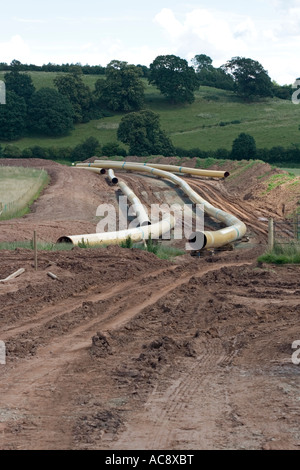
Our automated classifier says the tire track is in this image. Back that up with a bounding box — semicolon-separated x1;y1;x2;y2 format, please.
114;339;236;450
1;264;180;340
188;179;268;237
0;261;251;450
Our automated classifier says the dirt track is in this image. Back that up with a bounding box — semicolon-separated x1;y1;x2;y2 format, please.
0;159;299;450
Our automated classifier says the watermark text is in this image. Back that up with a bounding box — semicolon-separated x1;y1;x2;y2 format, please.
0;81;6;105
292;340;300;365
292;79;300;104
96;199;205;251
0;341;6;365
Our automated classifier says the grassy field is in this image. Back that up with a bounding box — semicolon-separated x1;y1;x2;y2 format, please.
0;167;43;203
0;71;100;92
0;166;49;220
0;72;300;153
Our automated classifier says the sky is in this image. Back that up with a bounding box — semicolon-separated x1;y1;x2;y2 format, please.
0;0;299;85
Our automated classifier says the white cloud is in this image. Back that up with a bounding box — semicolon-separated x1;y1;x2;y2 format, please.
270;0;300;8
32;39;166;69
154;8;184;39
280;7;300;36
234;18;258;41
56;15;140;24
1;4;299;85
13;17;45;23
0;35;31;63
184;9;239;50
153;6;300;84
154;8;253;65
263;29;279;41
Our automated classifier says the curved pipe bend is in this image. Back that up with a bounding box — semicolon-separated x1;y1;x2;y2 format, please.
107;169;118;185
73;161;246;249
118;180;151;227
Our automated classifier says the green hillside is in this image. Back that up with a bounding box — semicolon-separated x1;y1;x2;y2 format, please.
0;72;299;152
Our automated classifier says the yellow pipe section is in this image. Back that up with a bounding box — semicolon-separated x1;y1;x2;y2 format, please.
75;161;246;249
93;159;230;179
107;170;150;225
57;215;174;246
118;180;151;226
74;166;106;175
107;169;118;185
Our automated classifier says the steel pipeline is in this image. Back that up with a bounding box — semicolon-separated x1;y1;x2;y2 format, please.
57;215;174;246
74;166;106;175
73;161;246;249
107;169;119;185
93;159;229;179
118;180;151;227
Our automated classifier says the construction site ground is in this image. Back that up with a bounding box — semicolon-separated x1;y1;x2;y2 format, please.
0;158;299;450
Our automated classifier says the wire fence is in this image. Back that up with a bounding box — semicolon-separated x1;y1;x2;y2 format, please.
0;169;48;220
274;215;300;244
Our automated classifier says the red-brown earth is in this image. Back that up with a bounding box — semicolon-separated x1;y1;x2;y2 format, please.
0;158;299;450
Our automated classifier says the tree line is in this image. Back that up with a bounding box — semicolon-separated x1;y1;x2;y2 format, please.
176;133;300;164
1;131;299;165
0;59;154;141
0;54;296;161
0;59;106;75
0;56;293;97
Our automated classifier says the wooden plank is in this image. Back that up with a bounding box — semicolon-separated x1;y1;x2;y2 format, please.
0;268;25;283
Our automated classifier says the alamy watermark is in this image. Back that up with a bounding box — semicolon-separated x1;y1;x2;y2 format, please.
292;340;300;365
292;79;300;104
0;341;6;365
0;80;6;105
96;198;205;250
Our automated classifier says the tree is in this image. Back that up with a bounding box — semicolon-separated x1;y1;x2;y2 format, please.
136;64;149;78
192;55;234;91
117;110;175;156
10;59;22;71
54;73;93;123
71;137;101;162
29;145;47;159
149;55;199;104
231;133;257;160
272;81;292;100
102;142;127;157
4;70;35;104
94;60;145;112
223;57;273;101
27;88;74;136
0;91;27;140
192;54;213;73
3;145;22;158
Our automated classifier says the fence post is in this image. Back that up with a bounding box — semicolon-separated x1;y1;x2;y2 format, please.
33;231;38;271
294;214;299;241
268;218;274;251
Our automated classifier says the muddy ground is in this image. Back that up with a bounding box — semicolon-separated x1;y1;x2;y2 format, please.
0;159;299;450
